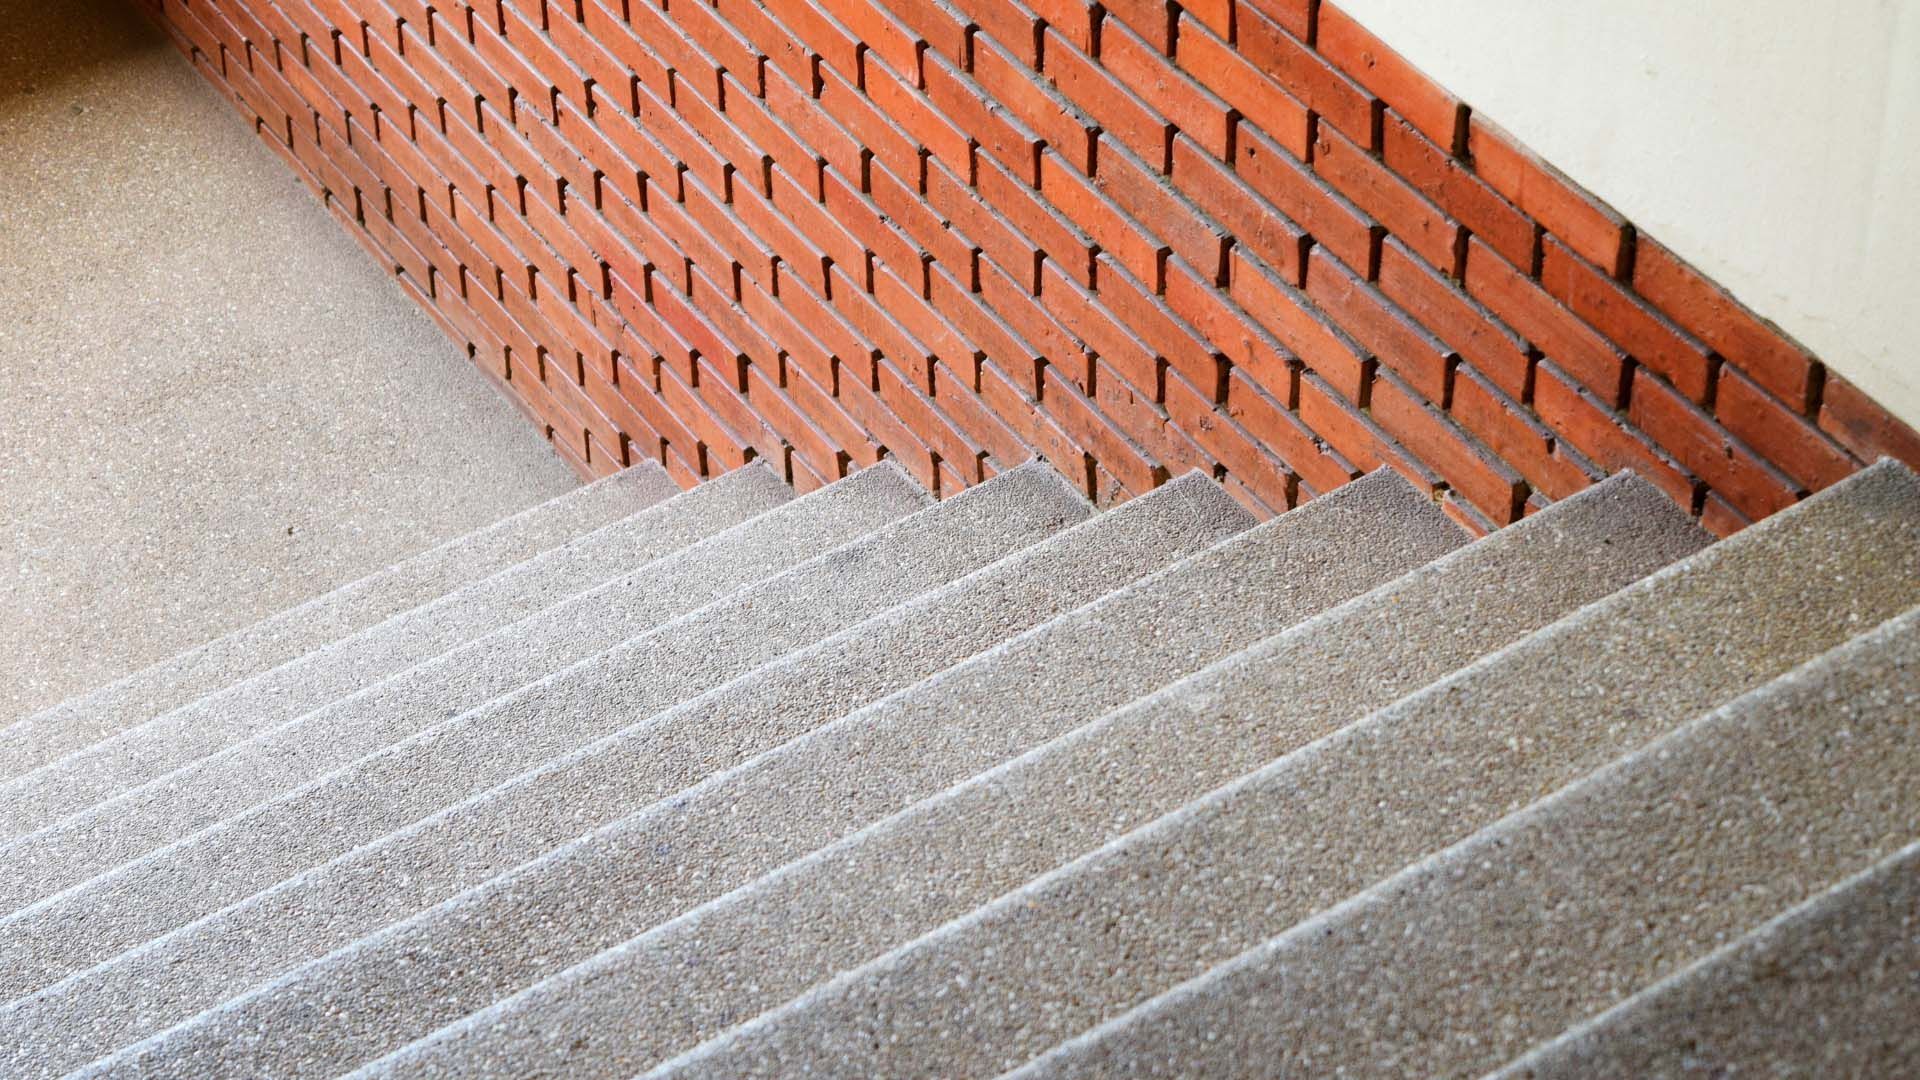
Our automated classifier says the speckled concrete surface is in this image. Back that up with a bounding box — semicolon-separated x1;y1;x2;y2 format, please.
187;471;1467;1080
0;472;1244;1076
1009;602;1920;1080
0;462;754;835
62;463;1090;1079
632;473;1705;1080
1493;830;1920;1080
0;462;926;921
0;464;795;969
0;465;668;770
0;0;580;724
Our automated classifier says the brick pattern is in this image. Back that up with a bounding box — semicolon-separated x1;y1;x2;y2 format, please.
139;0;1920;533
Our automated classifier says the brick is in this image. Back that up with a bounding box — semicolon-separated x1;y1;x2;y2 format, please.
1370;368;1526;523
1224;366;1356;495
1632;235;1820;411
1232;120;1374;277
1540;235;1715;404
1469;115;1629;277
1532;360;1696;511
1697;491;1751;538
1042;28;1171;172
1629;366;1797;519
1297;370;1439;494
1228;247;1373;404
1449;364;1597;502
1090;140;1231;286
1316;2;1462;152
1314;121;1458;278
1464;237;1629;407
1817;373;1920;470
1162;255;1295;400
1714;367;1857;494
1097;252;1224;401
1304;245;1456;406
1171;13;1312;156
1235;4;1374;148
973;35;1099;175
1170;134;1309;287
1379;113;1533;273
1376;238;1531;401
924;50;1046;186
1099;15;1232;160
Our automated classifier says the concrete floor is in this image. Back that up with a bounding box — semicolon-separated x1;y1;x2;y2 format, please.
0;0;581;723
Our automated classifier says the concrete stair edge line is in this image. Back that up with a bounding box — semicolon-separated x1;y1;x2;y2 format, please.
0;462;791;815
0;461;802;857
995;604;1920;1080
0;461;871;883
51;460;1097;1077
339;470;1485;1078
0;470;1237;1073
96;471;1463;1080
631;462;1920;1079
0;462;677;740
616;473;1712;1078
1482;822;1920;1078
0;461;925;923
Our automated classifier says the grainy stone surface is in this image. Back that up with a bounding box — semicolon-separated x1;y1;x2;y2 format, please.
142;470;1463;1080
1492;833;1920;1080
0;463;794;842
623;474;1705;1079
0;464;797;990
1007;604;1920;1080
0;462;930;920
0;464;672;770
0;0;580;724
58;465;1085;1079
0;473;1243;1074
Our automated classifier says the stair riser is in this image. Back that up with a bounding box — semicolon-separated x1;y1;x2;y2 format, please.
1492;838;1920;1079
563;476;1706;1078
123;473;1468;1080
1009;605;1920;1079
0;465;787;839
0;474;1239;1069
0;465;674;769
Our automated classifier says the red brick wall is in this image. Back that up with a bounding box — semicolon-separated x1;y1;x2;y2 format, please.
140;0;1920;535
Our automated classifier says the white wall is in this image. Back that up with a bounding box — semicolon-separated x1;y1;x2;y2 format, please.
1336;0;1920;426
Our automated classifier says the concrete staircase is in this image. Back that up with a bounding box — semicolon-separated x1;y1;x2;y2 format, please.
3;457;1915;1079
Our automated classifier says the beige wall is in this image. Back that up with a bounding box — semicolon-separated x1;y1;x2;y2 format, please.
1337;0;1920;426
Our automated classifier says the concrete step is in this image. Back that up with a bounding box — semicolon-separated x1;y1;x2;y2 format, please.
0;472;1248;1075
0;465;905;926
69;470;1468;1079
491;472;1710;1079
0;464;1072;1011
1490;836;1920;1079
0;463;674;773
1000;603;1920;1080
644;460;1920;1080
0;461;857;914
0;462;794;838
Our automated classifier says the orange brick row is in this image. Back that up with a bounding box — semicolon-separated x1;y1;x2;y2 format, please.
141;0;1919;533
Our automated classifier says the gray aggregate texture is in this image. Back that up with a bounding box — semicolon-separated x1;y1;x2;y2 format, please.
0;464;671;769
0;461;933;923
287;471;1468;1080
0;464;798;981
1491;833;1920;1079
60;463;1086;1079
0;464;789;836
0;472;1240;1073
628;474;1707;1079
1006;602;1920;1080
0;0;582;723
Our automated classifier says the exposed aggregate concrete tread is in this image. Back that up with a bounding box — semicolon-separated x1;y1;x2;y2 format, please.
0;472;1244;1072
0;466;802;930
0;464;671;760
0;462;829;915
1489;834;1920;1080
499;473;1704;1079
80;470;1465;1080
1000;604;1920;1080
0;463;794;837
0;463;1057;942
